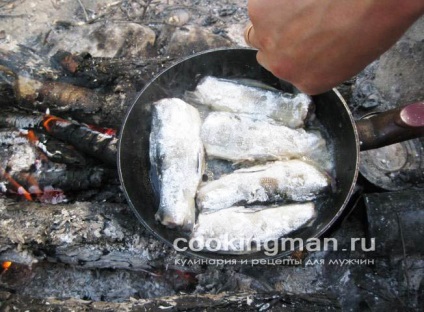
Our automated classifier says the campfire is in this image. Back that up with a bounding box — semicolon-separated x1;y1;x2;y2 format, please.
0;1;423;311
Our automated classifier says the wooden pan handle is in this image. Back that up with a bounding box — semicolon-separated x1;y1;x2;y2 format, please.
356;102;424;151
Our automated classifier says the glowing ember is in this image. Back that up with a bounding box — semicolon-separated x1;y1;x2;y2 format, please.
0;167;33;201
26;130;38;143
2;261;12;272
85;124;117;136
42;115;68;133
175;270;198;284
23;173;43;196
39;185;66;204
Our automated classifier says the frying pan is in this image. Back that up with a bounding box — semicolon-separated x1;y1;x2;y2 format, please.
118;48;424;260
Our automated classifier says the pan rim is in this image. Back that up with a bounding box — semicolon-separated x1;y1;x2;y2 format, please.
118;48;361;262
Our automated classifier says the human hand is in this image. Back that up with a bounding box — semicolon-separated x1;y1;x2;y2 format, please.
246;0;424;95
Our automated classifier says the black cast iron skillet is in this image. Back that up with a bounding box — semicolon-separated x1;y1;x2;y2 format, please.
118;48;424;261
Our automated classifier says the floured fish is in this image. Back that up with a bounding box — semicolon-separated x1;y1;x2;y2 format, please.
191;203;316;254
197;160;329;212
184;76;313;128
149;98;204;231
201;112;326;162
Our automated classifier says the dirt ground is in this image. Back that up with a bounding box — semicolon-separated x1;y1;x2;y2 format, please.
0;0;249;53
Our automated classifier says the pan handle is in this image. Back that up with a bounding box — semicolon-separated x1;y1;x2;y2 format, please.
356;102;424;151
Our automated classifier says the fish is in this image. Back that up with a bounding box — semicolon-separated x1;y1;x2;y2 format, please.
184;76;313;128
191;202;316;254
149;98;204;231
196;160;329;212
201;112;327;162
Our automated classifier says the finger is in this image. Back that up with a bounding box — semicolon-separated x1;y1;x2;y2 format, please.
256;49;271;72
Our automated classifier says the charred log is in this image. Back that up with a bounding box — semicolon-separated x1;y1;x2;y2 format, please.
1;114;117;200
1;63;104;115
1;123;114;199
0;49;173;127
12;167;110;192
0;64;124;127
42;115;117;167
14;73;104;114
0;129;87;166
27;129;87;166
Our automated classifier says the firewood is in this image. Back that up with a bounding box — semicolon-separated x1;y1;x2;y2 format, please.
14;73;104;114
12;167;111;192
1;111;119;167
1;49;174;128
0;129;87;166
42;115;118;167
1;62;104;115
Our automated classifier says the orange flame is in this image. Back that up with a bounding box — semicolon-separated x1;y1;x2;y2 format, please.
2;261;12;272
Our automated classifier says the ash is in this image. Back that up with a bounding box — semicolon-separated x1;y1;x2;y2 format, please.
0;1;423;312
18;263;176;302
